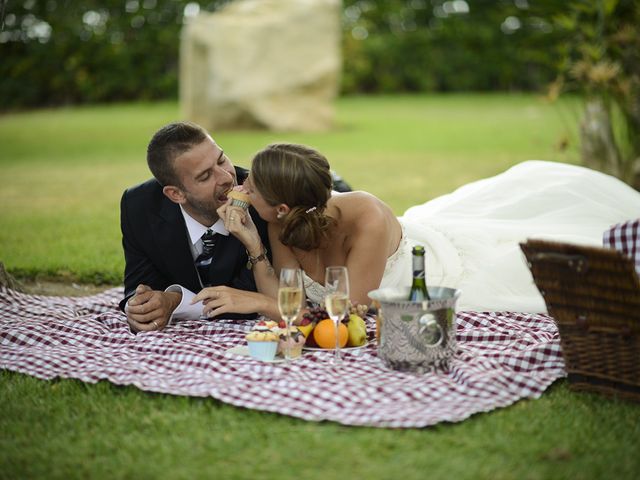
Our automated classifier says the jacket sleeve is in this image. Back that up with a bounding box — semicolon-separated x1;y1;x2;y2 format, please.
119;189;171;311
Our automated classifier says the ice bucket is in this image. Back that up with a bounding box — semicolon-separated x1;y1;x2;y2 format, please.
368;286;461;372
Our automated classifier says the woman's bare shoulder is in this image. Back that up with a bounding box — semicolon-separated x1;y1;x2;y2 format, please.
332;190;390;212
337;191;393;219
332;191;401;260
331;191;397;236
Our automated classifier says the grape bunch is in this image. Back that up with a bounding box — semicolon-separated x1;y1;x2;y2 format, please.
301;306;329;325
350;303;370;318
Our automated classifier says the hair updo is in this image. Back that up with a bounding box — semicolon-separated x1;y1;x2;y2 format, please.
251;143;335;251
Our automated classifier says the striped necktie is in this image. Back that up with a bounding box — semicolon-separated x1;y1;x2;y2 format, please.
195;229;217;286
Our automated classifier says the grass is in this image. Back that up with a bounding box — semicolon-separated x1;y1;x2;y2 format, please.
2;94;639;479
2;371;639;479
0;93;581;284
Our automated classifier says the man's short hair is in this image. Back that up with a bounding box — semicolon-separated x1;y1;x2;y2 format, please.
147;121;208;187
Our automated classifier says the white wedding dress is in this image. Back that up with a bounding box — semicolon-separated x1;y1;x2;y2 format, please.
304;161;640;313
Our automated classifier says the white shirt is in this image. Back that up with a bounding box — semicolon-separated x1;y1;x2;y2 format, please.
180;205;229;259
164;207;230;323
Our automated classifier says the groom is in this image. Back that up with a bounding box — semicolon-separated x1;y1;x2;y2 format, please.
120;121;270;332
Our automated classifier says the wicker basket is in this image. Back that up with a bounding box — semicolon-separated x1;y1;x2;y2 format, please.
520;239;640;402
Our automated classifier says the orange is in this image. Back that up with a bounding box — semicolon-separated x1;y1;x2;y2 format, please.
313;319;348;349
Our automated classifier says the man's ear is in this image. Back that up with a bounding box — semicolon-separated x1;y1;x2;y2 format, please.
162;185;186;204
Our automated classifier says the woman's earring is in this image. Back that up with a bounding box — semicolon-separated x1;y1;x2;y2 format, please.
277;212;285;220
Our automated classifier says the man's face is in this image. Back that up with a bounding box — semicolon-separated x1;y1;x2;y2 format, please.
171;136;236;225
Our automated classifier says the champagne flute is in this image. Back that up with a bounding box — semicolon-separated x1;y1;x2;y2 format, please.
277;268;304;362
324;266;350;365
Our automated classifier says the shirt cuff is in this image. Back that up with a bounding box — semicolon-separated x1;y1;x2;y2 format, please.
164;285;202;323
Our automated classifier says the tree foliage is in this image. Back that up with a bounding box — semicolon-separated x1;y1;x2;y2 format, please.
340;0;560;94
0;0;231;109
1;0;563;110
539;0;639;188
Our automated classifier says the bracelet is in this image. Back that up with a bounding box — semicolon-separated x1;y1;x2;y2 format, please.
246;247;268;270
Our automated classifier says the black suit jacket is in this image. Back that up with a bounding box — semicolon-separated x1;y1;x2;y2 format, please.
119;167;269;314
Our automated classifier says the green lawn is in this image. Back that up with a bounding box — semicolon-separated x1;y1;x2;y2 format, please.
2;94;639;480
2;371;639;480
0;93;580;284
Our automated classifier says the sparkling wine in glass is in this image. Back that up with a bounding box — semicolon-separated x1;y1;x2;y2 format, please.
324;266;350;365
277;268;304;361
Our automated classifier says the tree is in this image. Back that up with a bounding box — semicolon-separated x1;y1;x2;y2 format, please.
546;0;639;188
0;0;230;109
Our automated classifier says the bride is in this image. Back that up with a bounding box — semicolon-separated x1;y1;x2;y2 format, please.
192;143;640;316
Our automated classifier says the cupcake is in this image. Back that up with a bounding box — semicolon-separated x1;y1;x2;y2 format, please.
276;326;306;359
255;319;279;330
228;186;251;210
246;330;278;361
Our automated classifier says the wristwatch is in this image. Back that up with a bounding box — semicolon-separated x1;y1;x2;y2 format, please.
246;247;268;270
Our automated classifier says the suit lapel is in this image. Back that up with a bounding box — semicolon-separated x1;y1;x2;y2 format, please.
153;196;202;291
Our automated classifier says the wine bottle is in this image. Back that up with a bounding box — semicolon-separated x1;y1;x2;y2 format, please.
408;245;430;301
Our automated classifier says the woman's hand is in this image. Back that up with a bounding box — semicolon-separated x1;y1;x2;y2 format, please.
191;286;277;319
217;201;262;254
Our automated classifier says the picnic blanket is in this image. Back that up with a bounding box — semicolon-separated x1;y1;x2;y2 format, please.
604;218;640;275
0;286;565;428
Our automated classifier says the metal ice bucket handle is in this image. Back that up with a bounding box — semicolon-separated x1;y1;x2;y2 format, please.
418;313;443;347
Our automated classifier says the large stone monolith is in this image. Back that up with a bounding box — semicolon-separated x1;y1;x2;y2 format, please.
180;0;341;131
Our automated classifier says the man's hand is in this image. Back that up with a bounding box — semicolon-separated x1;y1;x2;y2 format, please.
126;284;182;333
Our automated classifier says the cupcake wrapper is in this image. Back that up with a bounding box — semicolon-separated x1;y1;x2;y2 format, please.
230;199;250;209
282;345;303;359
247;341;278;361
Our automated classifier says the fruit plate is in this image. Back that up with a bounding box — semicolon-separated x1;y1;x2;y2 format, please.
302;340;374;353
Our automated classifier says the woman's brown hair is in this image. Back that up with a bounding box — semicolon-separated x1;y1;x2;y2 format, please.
251;143;335;250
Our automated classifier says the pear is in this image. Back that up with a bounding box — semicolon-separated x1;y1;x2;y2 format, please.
297;321;314;338
347;314;367;347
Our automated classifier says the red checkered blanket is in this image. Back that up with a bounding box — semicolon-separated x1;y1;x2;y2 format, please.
0;286;565;428
603;218;640;275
